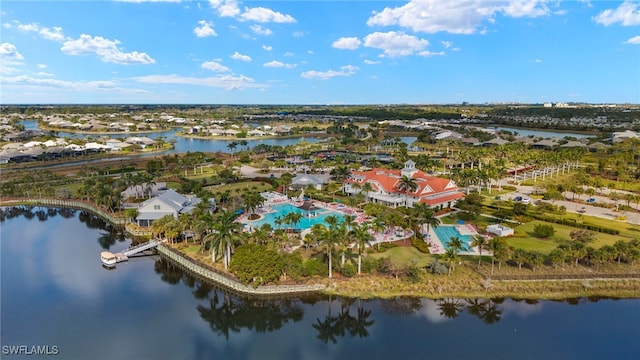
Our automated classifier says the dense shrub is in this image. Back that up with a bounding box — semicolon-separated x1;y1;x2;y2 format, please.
426;259;448;275
302;258;324;277
360;256;379;273
230;244;283;286
411;238;431;253
533;224;556;238
341;263;357;277
403;262;422;283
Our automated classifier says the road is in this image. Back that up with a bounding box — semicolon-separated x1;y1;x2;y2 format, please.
504;184;640;225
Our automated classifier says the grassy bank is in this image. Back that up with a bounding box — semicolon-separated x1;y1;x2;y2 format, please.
315;265;640;300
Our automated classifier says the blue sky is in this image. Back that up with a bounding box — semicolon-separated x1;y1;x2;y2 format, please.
1;0;639;104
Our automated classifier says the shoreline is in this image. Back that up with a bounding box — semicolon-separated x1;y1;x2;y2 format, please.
3;198;639;300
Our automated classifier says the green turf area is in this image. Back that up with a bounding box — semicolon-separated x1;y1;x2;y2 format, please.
369;246;436;267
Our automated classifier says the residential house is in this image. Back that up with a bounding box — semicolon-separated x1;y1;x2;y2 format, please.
135;189;215;227
343;160;465;209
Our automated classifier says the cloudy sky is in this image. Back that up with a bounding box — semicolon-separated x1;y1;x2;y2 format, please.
1;0;639;104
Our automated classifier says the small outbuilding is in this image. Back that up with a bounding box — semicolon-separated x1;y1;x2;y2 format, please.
486;224;514;237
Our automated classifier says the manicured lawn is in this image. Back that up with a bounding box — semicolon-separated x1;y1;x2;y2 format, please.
369;246;436;267
513;220;630;252
541;211;640;238
505;236;558;254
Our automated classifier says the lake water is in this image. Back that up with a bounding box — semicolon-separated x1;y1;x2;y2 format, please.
22;120;324;154
490;127;596;139
2;207;639;359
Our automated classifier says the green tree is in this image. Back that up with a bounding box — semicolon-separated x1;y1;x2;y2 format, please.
230;244;283;286
396;175;418;207
351;222;374;275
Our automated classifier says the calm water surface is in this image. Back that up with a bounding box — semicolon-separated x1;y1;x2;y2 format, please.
2;208;639;360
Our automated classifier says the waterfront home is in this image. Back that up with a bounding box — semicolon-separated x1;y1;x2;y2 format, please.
342;160;465;209
135;189;215;227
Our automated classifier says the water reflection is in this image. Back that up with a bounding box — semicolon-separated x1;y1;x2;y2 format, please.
2;208;639;359
313;298;374;343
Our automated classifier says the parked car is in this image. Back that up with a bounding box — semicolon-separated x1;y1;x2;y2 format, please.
586;197;596;203
513;196;530;204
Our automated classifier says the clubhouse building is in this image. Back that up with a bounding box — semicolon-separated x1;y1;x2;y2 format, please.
342;160;465;209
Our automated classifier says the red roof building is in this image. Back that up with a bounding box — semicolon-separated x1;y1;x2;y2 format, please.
343;160;465;208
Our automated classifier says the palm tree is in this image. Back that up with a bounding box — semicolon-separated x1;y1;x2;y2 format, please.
471;234;488;268
396;175;418;207
360;182;374;202
351;223;374;275
443;236;464;276
205;209;242;270
488;237;508;276
370;217;386;251
412;202;440;235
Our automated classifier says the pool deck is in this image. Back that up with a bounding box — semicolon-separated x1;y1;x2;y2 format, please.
239;192;415;244
424;224;483;256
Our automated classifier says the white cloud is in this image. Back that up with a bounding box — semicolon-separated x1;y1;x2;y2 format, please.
301;65;359;80
250;25;273;36
442;41;453;49
364;59;380;65
263;60;296;69
418;50;445;57
209;1;295;23
230;51;251;62
503;0;550;18
209;0;241;17
134;73;265;91
332;37;362;50
0;42;24;74
194;20;217;37
262;45;272;51
0;42;24;61
61;34;156;65
37;64;47;69
16;22;67;42
2;74;121;91
201;61;230;72
363;31;429;57
33;71;55;77
594;1;640;26
240;7;296;23
625;35;640;44
367;0;550;34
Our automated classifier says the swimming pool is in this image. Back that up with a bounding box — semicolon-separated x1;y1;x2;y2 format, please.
433;226;472;252
245;203;344;230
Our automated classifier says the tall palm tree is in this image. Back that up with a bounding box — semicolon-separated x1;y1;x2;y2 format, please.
412;202;440;235
370;217;386;251
360;182;374;202
205;209;242;270
471;234;488;268
351;223;374;275
488;237;508;276
444;236;464;276
396;175;418;207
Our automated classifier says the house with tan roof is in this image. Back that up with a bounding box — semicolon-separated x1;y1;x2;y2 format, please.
342;160;465;209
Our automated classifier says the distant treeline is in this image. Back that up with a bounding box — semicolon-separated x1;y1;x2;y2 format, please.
2;104;638;123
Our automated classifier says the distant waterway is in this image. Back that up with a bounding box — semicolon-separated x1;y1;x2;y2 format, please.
21;120;324;154
490;127;597;139
2;207;639;359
